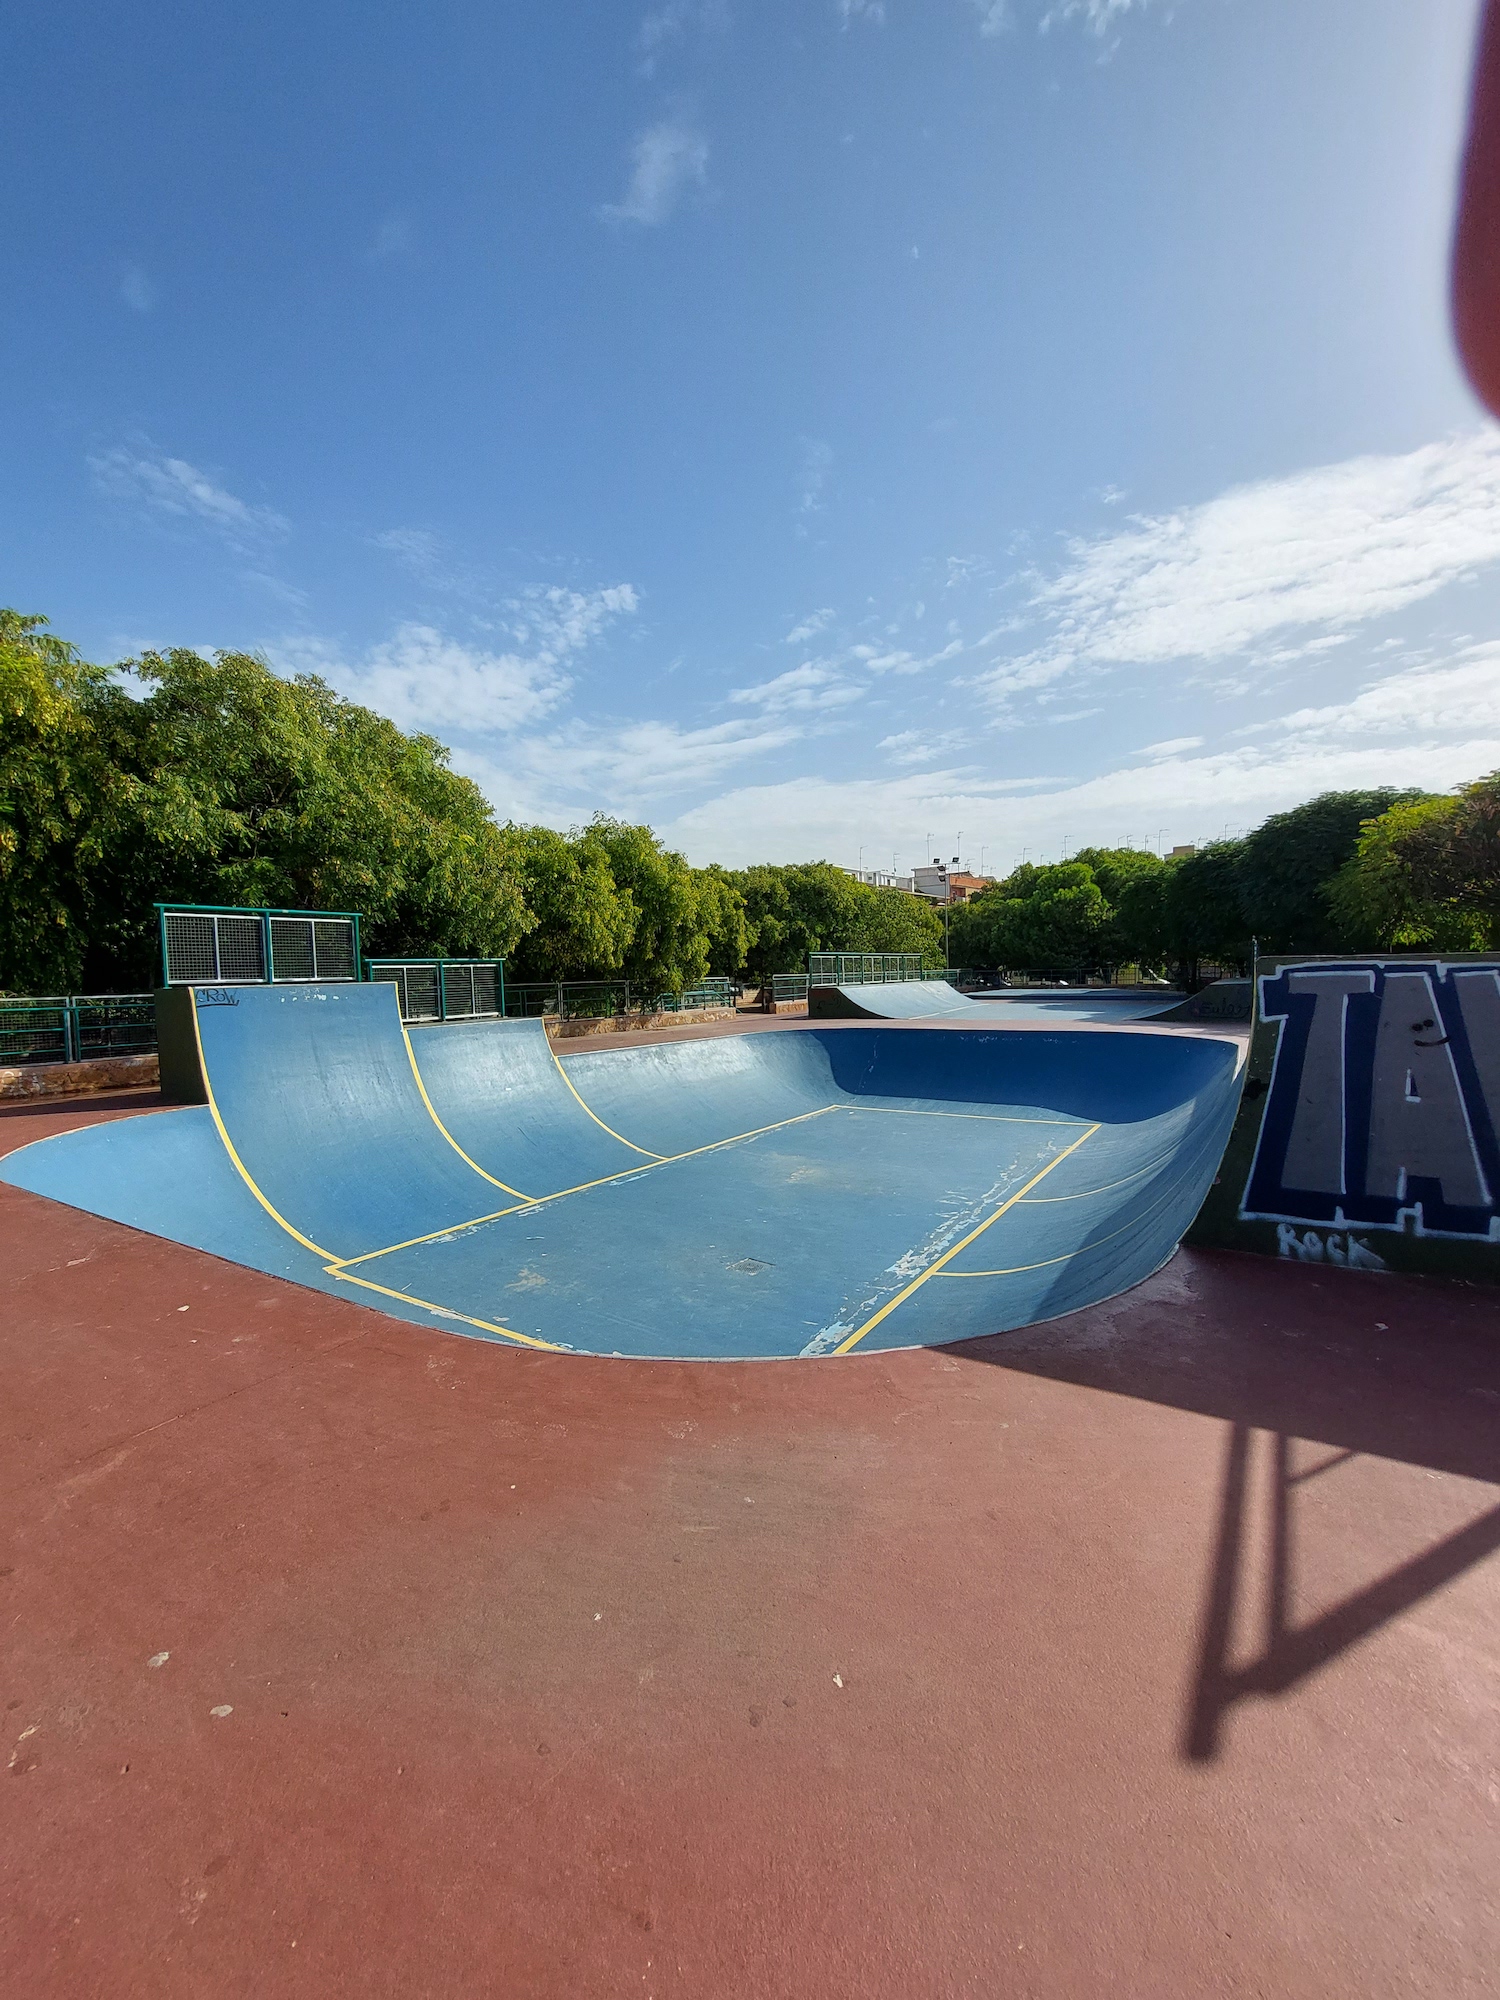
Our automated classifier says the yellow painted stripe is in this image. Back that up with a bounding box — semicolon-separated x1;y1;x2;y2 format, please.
934;1170;1197;1278
1014;1151;1174;1205
325;1266;563;1351
190;991;338;1261
331;1102;843;1270
397;1005;533;1199
831;1122;1100;1355
549;1041;665;1159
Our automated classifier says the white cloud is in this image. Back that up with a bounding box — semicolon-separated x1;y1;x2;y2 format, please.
90;447;289;549
1253;646;1500;745
663;651;1500;869
851;636;964;675
120;263;155;313
462;714;803;814
599;122;709;226
276;586;639;736
785;607;835;645
797;438;834;524
878;729;972;767
977;430;1500;708
839;0;886;24
1140;735;1203;758
281;625;573;733
638;1;729;71
966;0;1174;36
372;527;446;576
730;661;865;714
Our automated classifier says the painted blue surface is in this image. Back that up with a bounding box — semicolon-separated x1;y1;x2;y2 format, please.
1;984;1243;1360
824;980;1178;1024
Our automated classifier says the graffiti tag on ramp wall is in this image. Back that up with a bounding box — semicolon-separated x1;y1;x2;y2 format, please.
1187;956;1500;1281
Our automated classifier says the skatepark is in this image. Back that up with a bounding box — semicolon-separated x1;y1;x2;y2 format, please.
3;962;1498;1998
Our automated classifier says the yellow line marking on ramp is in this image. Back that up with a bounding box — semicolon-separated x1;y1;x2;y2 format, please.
191;991;338;1261
396;1003;533;1199
547;1042;666;1159
935;1171;1200;1277
327;1103;844;1270
830;1123;1100;1356
325;1267;563;1350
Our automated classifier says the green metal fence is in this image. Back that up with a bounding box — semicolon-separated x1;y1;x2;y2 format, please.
0;994;157;1067
365;959;505;1024
807;952;927;986
157;903;361;986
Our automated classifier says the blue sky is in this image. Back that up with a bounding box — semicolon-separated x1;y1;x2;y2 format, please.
5;0;1498;874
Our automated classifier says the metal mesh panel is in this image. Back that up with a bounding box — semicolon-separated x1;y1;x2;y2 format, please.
164;913;218;984
472;965;499;1015
403;966;441;1021
369;965;406;1014
215;916;266;983
442;963;477;1018
270;916;315;981
313;920;356;981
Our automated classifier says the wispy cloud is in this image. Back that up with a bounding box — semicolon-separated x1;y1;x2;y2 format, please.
663;649;1500;869
967;0;1177;38
878;729;971;767
599;121;709;226
976;431;1500;709
730;661;865;714
839;0;886;25
90;446;289;551
637;1;729;73
797;438;834;532
120;263;155;313
785;607;835;645
276;586;639;736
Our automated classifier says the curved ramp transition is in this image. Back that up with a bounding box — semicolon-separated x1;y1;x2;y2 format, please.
1;985;1243;1360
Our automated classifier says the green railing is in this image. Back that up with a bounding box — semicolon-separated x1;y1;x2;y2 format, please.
366;959;506;1024
0;994;157;1067
808;952;927;986
157;903;362;986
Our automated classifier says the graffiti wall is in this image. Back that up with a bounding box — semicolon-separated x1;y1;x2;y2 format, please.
1187;955;1500;1281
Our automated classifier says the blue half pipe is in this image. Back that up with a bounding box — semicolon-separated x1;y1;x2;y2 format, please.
1;984;1243;1359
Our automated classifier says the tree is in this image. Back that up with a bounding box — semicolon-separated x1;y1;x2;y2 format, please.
1326;797;1491;951
1072;846;1169;970
948;861;1110;973
1161;842;1250;986
1394;769;1500;932
504;825;635;980
578;819;707;995
843;884;946;964
1234;789;1430;952
0;612;133;992
734;862;872;986
693;863;752;979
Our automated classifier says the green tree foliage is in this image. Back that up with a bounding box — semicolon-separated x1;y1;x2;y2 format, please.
1234;789;1428;951
1394;769;1500;930
949;861;1111;972
578;818;710;995
0;612;126;991
503;824;635;980
1327;779;1499;950
733;862;943;984
1160;842;1252;985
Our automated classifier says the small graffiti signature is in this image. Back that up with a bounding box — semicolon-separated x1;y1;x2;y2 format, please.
1275;1224;1386;1269
194;988;240;1008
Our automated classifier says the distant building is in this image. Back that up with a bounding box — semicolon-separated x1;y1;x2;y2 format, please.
911;859;994;905
1168;844;1196;859
845;867;916;893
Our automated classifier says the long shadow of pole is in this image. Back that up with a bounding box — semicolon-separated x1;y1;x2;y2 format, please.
1185;1422;1500;1762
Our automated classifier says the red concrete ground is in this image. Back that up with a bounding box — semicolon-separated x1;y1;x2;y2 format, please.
2;1073;1498;1999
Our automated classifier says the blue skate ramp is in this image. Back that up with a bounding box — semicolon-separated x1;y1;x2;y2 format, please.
810;979;983;1020
1;984;1243;1360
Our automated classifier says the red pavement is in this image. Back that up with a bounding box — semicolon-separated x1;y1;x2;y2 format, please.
2;1074;1497;1998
